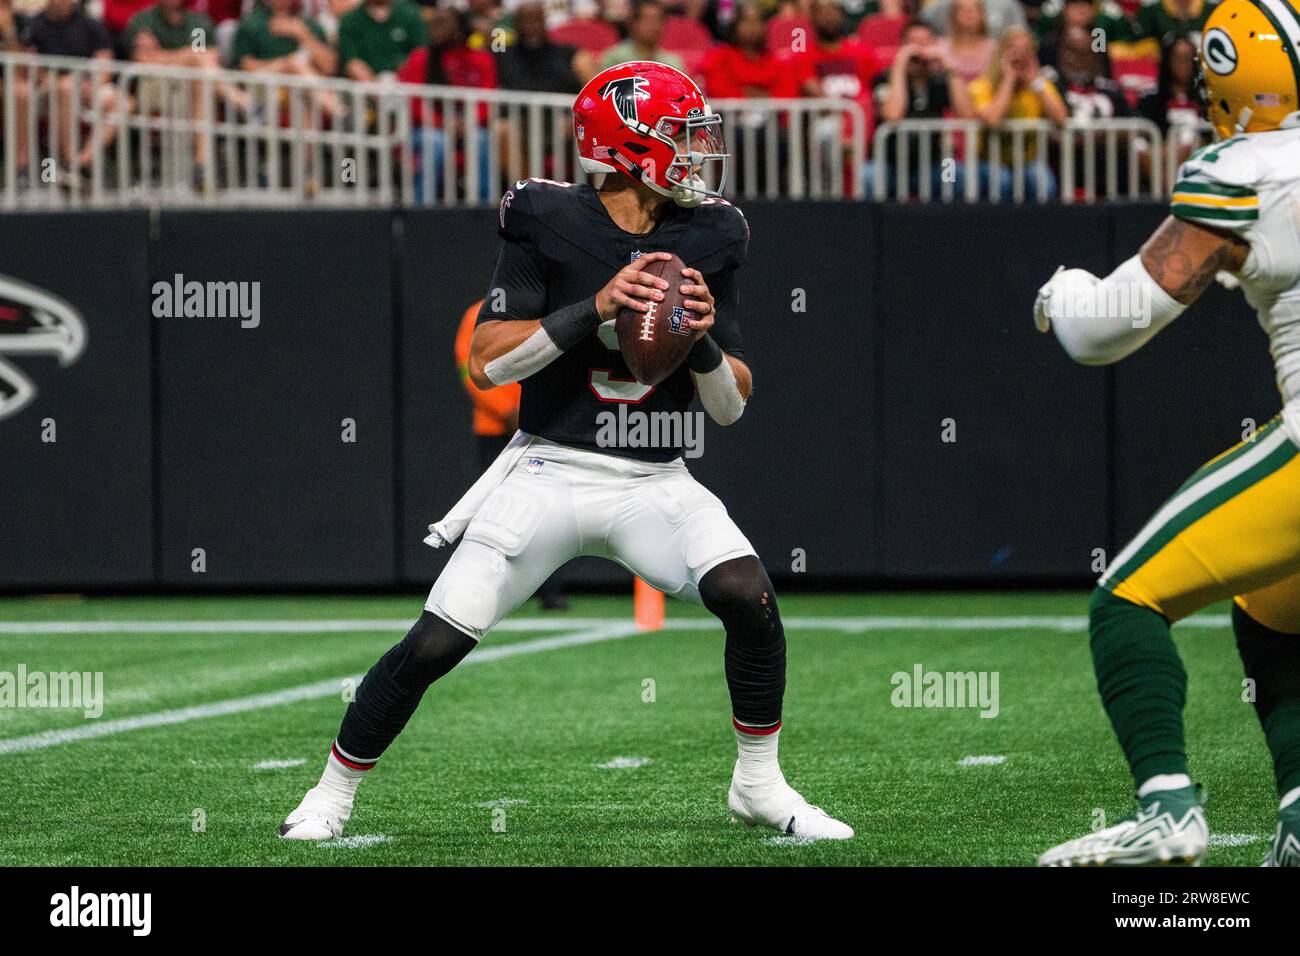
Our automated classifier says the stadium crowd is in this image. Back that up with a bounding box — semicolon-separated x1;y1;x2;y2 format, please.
0;0;1214;197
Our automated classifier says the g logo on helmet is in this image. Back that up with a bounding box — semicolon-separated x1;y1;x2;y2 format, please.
1203;28;1238;76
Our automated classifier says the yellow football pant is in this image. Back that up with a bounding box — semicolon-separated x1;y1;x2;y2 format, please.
1101;416;1300;633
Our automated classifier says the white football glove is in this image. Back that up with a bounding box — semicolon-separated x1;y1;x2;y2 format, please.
1032;265;1099;333
1215;270;1241;290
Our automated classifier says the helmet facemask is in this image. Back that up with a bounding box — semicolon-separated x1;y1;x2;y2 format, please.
649;110;728;207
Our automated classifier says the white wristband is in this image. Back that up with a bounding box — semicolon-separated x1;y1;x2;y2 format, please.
483;326;563;386
694;355;746;426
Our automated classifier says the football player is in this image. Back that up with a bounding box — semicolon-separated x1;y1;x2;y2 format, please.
1034;0;1300;867
280;61;853;842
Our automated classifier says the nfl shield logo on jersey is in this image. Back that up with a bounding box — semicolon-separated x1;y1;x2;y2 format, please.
525;457;545;475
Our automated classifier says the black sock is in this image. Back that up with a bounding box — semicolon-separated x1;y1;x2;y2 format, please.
335;611;476;762
1233;602;1300;798
700;556;786;728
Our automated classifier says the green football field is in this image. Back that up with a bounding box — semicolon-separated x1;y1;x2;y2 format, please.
0;591;1279;866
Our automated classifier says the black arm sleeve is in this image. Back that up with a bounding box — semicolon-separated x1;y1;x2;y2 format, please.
706;265;744;359
479;237;548;325
687;265;744;373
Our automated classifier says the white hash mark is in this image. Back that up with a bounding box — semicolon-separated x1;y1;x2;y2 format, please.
318;834;388;849
597;756;653;769
958;755;1007;766
762;834;817;847
252;758;307;770
1208;833;1262;848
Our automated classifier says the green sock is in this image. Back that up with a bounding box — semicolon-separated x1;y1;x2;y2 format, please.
1089;587;1189;787
1233;603;1300;798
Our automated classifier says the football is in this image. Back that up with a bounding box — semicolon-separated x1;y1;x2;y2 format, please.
615;252;695;386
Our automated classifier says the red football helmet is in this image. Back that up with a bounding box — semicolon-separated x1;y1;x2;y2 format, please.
573;60;727;208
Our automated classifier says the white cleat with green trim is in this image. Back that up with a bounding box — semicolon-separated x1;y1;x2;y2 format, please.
1038;787;1207;867
1263;804;1300;867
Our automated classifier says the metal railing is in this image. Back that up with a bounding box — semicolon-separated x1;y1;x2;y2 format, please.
870;116;1178;203
0;51;866;208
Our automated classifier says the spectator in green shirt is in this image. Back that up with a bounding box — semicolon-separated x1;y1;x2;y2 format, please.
126;0;217;62
233;0;336;77
599;0;686;73
127;0;246;184
338;0;427;80
1132;0;1217;50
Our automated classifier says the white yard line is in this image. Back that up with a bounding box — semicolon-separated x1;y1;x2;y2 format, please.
0;623;640;756
0;613;1236;636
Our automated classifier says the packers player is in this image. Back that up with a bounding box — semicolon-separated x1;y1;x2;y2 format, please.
1034;0;1300;867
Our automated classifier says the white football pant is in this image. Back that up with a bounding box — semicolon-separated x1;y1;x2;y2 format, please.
427;436;756;640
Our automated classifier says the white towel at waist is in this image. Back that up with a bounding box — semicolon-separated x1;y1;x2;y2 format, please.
422;430;535;549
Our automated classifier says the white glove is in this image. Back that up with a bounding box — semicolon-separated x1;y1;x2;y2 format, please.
1215;270;1241;291
1033;265;1098;333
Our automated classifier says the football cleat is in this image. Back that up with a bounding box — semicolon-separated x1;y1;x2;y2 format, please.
1038;786;1207;867
727;773;854;841
278;786;350;841
1263;804;1300;867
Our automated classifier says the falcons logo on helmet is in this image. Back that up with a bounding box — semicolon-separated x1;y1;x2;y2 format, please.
0;276;87;421
598;75;650;125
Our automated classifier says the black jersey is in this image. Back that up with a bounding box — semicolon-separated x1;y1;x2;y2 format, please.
478;178;749;462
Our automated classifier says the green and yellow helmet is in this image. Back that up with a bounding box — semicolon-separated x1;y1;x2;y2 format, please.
1199;0;1300;139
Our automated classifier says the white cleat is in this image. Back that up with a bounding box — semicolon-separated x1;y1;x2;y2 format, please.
728;775;854;841
1038;789;1207;867
278;786;350;841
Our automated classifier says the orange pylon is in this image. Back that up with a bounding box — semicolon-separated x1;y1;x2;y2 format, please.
634;577;664;631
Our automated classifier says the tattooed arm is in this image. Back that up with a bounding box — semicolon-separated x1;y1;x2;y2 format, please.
1140;216;1249;305
1033;217;1250;365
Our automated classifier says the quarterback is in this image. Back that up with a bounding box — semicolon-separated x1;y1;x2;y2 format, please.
279;61;852;842
1034;0;1300;867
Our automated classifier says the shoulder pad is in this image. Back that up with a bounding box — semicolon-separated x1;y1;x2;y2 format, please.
1179;136;1264;189
698;196;749;241
1172;137;1261;232
497;178;578;242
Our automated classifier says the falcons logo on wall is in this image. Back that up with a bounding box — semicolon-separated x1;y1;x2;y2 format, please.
0;276;87;421
598;75;650;125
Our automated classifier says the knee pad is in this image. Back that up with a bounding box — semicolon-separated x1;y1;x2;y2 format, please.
700;556;782;644
390;610;476;690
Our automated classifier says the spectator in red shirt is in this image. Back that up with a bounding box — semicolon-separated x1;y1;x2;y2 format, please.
103;0;154;55
700;1;794;193
779;0;881;103
699;1;788;98
398;7;498;202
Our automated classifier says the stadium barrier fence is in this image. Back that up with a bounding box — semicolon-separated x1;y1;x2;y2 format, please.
0;51;864;207
870;117;1211;204
3;51;1216;209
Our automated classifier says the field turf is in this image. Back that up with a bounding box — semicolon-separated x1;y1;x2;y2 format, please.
0;592;1278;866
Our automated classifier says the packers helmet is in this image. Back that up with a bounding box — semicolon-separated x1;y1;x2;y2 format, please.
1199;0;1300;139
